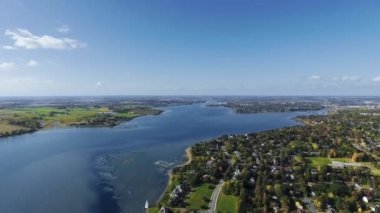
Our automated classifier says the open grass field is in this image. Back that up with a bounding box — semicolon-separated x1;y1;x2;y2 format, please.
333;158;353;163
216;191;239;213
307;157;353;168
307;157;380;176
307;157;333;168
187;183;215;210
0;106;155;125
1;107;109;125
0;122;27;134
0;106;161;137
147;207;159;213
307;157;353;167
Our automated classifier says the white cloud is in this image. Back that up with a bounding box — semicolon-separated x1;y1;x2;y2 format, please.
306;75;321;81
4;28;86;50
2;45;17;50
0;62;15;70
27;60;39;67
372;76;380;82
333;76;361;82
56;25;70;33
96;81;102;86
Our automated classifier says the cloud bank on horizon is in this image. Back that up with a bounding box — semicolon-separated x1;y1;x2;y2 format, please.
0;0;379;96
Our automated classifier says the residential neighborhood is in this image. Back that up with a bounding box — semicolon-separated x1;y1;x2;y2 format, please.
150;108;380;212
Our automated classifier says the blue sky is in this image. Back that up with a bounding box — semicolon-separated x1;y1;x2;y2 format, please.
0;0;379;96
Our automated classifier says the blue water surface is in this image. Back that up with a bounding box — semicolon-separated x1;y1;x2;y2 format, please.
0;105;316;213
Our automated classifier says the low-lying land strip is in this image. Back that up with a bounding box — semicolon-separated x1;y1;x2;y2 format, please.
151;108;380;212
209;101;324;113
0;105;162;137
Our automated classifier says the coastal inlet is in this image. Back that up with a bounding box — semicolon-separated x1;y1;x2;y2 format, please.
0;105;314;212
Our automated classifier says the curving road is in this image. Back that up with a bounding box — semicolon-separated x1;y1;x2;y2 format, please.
208;180;224;213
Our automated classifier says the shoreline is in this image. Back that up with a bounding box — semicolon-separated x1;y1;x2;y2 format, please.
153;110;323;209
156;147;192;205
184;147;193;166
0;110;163;139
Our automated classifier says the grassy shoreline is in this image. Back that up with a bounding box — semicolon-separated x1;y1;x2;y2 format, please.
0;106;162;138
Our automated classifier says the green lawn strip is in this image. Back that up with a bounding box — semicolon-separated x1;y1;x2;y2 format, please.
216;191;239;213
307;157;332;168
307;157;354;168
187;183;215;210
308;157;380;176
332;158;352;163
147;207;159;213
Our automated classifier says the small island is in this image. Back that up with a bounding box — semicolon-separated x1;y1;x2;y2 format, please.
150;108;380;212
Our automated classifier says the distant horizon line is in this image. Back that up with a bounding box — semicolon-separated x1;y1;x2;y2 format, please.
1;95;380;98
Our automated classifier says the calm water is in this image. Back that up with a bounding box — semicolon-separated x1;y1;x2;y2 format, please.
0;105;315;213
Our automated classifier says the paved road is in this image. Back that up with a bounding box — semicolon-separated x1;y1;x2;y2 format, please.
207;180;224;213
352;143;380;160
302;198;317;213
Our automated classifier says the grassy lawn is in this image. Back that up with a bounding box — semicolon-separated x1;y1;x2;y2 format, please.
333;158;353;163
216;191;239;213
307;157;353;168
148;208;159;213
307;157;332;168
308;157;380;176
187;183;215;210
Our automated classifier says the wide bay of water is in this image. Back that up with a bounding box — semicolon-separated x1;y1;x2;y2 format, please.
0;104;319;213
